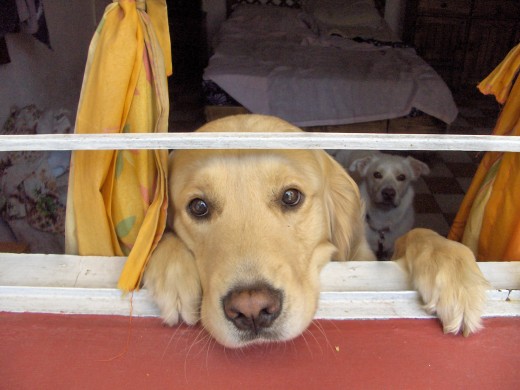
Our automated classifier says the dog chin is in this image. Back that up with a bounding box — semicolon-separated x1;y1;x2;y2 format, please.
209;319;307;349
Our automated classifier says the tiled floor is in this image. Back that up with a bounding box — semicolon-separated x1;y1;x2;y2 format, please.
413;150;482;236
411;89;500;236
168;79;501;238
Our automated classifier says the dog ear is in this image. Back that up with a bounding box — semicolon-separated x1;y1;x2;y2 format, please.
349;155;374;177
320;151;375;261
165;151;176;229
406;156;430;179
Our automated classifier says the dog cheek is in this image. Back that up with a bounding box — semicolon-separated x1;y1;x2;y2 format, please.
311;242;337;273
286;242;337;328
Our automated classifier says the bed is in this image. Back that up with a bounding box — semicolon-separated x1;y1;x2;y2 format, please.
202;0;459;134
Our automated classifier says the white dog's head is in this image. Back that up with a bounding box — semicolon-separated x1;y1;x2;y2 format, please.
349;153;429;210
145;114;374;348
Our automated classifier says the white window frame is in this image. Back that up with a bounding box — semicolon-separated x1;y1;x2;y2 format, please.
1;132;519;319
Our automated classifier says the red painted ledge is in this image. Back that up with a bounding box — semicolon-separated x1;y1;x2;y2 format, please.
1;312;519;389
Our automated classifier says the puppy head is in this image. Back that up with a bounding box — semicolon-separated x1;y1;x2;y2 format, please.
350;153;429;209
164;114;372;347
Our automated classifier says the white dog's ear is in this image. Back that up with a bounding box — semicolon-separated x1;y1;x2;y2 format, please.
349;156;373;177
406;156;430;180
320;152;375;261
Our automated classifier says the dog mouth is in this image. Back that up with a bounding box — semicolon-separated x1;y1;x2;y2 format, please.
375;199;398;210
235;326;286;346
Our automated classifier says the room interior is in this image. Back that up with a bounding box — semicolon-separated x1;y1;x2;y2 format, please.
1;1;519;388
0;0;513;252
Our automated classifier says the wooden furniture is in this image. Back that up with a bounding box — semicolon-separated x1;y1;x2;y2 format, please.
404;0;520;90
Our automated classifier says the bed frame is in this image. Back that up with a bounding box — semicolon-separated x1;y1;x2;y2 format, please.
208;0;448;134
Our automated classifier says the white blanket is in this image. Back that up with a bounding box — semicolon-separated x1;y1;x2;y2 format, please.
204;5;458;127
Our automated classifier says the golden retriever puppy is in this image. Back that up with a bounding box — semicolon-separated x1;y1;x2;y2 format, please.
144;114;489;348
392;228;490;337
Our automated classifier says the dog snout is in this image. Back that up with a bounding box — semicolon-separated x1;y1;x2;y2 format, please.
381;187;396;202
223;284;283;334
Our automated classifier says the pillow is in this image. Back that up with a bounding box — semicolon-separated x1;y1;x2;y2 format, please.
303;0;382;29
230;4;311;36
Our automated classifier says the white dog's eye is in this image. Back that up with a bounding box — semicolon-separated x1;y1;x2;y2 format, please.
397;174;406;181
188;198;209;218
281;188;302;207
373;171;382;179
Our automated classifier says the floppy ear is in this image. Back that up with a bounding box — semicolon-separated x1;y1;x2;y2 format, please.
165;151;176;229
406;156;430;180
349;155;374;177
320;151;375;261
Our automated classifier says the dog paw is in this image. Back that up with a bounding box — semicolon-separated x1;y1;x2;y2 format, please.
144;232;202;326
420;270;489;337
394;228;490;337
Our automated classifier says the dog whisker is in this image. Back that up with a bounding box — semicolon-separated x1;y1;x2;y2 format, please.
182;326;214;380
161;320;187;359
310;319;336;354
298;330;316;356
186;325;211;357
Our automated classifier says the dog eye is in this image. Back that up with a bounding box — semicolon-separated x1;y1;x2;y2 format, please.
281;188;302;207
188;198;209;218
397;174;406;181
373;171;382;179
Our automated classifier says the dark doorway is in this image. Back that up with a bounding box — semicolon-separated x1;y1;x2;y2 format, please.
166;0;207;131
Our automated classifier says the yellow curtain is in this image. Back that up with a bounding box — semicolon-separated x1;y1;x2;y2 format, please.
65;0;172;291
448;43;520;261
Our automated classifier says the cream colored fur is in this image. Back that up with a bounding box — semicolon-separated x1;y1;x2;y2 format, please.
393;228;490;337
144;114;489;348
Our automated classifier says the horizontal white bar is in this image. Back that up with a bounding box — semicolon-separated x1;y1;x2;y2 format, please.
2;253;519;291
0;253;518;319
0;286;159;317
316;290;519;319
1;132;519;152
0;253;126;288
0;286;517;319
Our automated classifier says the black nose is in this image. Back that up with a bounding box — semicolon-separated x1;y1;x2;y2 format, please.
381;187;396;202
223;284;283;334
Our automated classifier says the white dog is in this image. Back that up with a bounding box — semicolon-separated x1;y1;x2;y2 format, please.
333;150;430;260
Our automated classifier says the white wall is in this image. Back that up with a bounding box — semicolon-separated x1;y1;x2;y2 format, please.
202;0;226;50
0;1;108;125
384;0;406;39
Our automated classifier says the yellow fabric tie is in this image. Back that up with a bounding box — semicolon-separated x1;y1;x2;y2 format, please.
448;43;520;261
65;0;171;290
